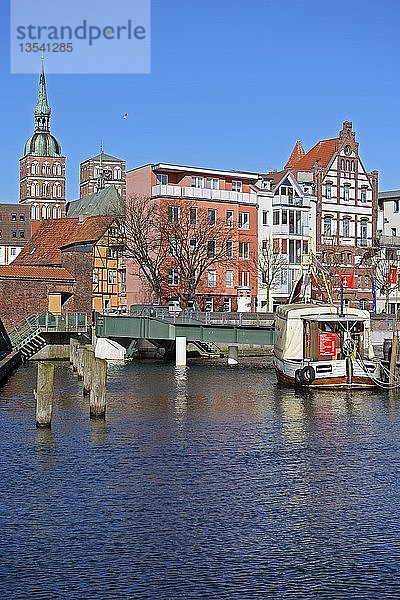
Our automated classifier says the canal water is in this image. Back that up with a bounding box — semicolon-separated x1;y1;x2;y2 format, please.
0;358;399;599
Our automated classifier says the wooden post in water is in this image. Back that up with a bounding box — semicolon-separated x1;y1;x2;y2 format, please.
83;348;94;396
389;333;398;386
70;338;79;370
89;357;107;419
76;346;85;380
35;361;54;428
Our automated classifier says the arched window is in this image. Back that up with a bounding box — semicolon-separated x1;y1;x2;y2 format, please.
351;160;355;172
42;162;51;175
345;160;350;171
52;206;58;218
340;159;345;170
53;183;62;198
31;161;39;175
113;167;122;179
31;182;39;196
46;205;51;219
53;163;62;176
42;205;47;219
31;204;39;220
42;181;49;196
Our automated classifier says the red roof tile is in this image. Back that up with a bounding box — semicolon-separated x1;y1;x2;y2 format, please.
289;138;338;171
285;141;305;169
14;216;114;266
0;266;74;281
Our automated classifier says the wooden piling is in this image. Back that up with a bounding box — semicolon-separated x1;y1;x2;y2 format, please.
70;338;79;370
35;361;54;428
76;346;85;380
83;348;94;396
89;357;107;419
389;333;398;385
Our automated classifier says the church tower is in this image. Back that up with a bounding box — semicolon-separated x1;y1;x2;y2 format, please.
20;60;66;221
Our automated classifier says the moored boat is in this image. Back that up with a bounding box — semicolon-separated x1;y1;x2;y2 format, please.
273;303;381;389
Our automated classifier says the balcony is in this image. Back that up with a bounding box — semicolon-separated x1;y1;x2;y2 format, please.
357;238;372;248
378;234;400;248
152;184;257;204
272;195;311;208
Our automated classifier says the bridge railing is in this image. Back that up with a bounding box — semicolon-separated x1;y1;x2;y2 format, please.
129;306;274;328
9;312;89;351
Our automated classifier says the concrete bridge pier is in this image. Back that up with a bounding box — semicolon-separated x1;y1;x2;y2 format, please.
175;337;187;366
228;345;239;365
35;361;54;428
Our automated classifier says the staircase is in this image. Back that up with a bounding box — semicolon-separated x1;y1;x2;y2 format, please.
191;340;221;357
9;315;46;360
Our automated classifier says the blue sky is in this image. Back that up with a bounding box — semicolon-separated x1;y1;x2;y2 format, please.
1;0;399;201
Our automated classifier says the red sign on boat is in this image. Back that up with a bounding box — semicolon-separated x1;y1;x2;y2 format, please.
319;332;336;357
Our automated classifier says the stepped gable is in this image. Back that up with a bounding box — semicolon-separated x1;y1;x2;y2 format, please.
14;215;114;266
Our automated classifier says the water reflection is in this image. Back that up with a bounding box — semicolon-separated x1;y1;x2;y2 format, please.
1;359;400;599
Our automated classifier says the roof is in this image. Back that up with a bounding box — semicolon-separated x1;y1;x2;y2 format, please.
0;266;74;281
263;170;287;186
148;163;261;180
285;141;305;169
14;216;114;266
378;190;400;200
287;138;338;171
67;185;122;218
87;153;124;162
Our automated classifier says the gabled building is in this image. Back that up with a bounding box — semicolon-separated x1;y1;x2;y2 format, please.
19;61;66;221
282;121;378;310
0;216;126;329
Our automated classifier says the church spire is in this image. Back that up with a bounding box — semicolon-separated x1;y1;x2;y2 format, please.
285;140;305;169
34;58;51;132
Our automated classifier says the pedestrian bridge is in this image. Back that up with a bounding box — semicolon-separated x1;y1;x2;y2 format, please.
95;309;274;347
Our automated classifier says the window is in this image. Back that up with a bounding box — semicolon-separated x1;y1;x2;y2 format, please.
168;206;180;223
325;183;332;199
282;210;288;225
226;210;234;227
168;269;179;285
189;238;197;254
170;239;181;256
342;217;350;238
226;240;233;258
53;163;62;176
31;162;39;175
107;248;118;259
343;184;350;201
10;247;16;256
190;208;197;225
238;212;249;229
262;210;268;226
239;242;249;259
226;270;234;287
19;231;25;239
157;173;168;185
206;178;219;189
113;167;122;180
232;180;242;192
360;220;368;241
108;270;117;285
207;270;217;287
191;176;203;187
394;199;399;213
19;214;25;221
361;188;367;203
324;217;332;237
11;213;17;221
273;211;280;225
392;228;397;237
93;271;99;284
42;162;51;175
207;240;216;258
239;271;250;286
11;231;17;238
207;209;216;226
359;299;368;310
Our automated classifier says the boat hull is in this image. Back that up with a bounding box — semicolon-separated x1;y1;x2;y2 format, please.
273;356;380;389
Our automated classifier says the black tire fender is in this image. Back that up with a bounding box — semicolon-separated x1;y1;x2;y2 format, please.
295;369;304;385
301;365;316;385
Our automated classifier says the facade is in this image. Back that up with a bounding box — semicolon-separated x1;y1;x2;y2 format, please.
376;190;400;313
80;152;126;200
281;121;378;310
254;171;317;310
19;62;66;221
5;216;127;323
126;163;260;311
0;204;32;265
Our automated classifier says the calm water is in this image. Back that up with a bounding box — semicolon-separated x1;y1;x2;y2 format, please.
0;358;399;599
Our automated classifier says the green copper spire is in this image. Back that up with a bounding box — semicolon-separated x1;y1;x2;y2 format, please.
34;59;51;131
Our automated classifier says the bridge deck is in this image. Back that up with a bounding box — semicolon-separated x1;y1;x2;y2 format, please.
95;314;274;346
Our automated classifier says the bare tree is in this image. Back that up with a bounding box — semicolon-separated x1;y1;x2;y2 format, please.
115;194;170;303
257;238;287;310
362;246;400;313
165;202;235;304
